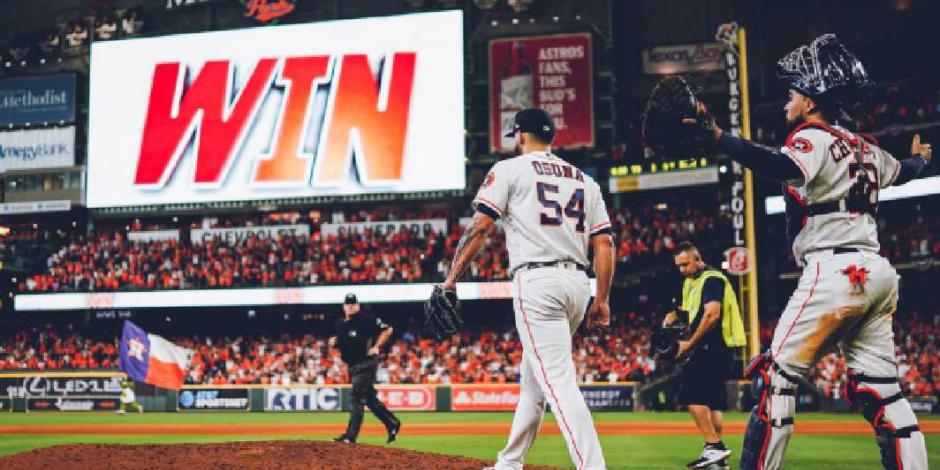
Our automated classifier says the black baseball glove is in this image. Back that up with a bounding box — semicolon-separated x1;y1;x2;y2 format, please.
641;75;717;159
424;285;463;341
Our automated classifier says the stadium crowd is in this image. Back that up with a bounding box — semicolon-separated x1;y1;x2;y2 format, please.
1;307;936;399
18;202;725;293
0;318;656;386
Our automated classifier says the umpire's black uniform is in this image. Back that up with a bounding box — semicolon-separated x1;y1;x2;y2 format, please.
333;293;400;443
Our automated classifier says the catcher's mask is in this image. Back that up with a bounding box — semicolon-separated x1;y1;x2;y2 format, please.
777;34;872;108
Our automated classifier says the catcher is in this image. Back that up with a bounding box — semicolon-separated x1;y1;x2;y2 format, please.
642;34;931;470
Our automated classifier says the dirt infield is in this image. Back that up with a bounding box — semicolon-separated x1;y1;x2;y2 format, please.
0;441;557;470
1;420;936;436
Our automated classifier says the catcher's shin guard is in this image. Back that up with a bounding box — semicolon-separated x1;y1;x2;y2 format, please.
740;354;797;470
846;370;929;470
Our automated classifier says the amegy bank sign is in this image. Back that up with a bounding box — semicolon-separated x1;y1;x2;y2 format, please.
86;11;464;208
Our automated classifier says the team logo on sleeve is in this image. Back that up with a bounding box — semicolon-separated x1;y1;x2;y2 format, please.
787;136;813;153
481;171;495;189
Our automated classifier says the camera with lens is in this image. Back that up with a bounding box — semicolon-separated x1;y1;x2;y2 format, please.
652;305;690;362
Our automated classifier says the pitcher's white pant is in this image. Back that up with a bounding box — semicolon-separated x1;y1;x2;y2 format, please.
494;267;605;470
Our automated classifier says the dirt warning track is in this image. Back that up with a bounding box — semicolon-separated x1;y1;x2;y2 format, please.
1;420;936;436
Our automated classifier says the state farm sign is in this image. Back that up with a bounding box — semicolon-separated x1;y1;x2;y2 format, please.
87;11;464;208
451;384;520;411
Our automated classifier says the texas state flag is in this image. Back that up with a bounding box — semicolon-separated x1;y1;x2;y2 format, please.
119;321;193;390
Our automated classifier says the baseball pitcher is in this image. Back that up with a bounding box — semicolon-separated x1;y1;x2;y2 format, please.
646;34;931;470
437;107;615;470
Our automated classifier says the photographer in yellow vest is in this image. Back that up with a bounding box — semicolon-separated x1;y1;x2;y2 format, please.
664;241;746;470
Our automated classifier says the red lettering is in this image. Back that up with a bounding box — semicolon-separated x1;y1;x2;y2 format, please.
135;59;277;187
562;165;573;178
314;53;417;185
253;56;332;184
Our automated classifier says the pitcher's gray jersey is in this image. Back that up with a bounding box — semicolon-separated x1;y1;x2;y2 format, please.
472;151;610;272
781;123;901;263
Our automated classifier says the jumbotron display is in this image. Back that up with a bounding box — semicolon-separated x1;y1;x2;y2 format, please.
86;11;465;208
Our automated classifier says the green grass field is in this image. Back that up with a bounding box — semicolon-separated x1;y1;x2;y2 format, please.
0;412;936;469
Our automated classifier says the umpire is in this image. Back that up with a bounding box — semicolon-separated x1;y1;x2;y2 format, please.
666;242;746;469
330;293;401;444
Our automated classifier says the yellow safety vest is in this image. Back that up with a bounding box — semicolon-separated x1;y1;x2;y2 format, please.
680;269;747;348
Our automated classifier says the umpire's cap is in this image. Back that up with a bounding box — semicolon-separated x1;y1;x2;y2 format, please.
344;293;358;305
505;108;556;143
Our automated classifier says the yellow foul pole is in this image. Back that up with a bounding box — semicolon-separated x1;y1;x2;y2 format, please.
736;27;761;359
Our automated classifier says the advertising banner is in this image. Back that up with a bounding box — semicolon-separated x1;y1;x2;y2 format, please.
0;200;71;215
190;224;310;244
451;384;519;411
320;219;447;239
0;74;76;126
909;396;938;414
178;388;250;411
166;0;224;10
15;279;597;311
1;375;123;398
27;397;121;412
87;11;465;208
376;385;436;411
128;229;180;243
265;387;341;411
0;126;75;172
489;33;593;152
642;43;724;75
580;384;634;411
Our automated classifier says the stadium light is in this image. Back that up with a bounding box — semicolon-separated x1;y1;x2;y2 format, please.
507;0;534;13
474;0;499;9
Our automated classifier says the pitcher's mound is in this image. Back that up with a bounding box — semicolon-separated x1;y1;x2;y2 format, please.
0;440;560;470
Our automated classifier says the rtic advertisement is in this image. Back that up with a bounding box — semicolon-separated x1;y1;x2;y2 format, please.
87;11;464;208
489;33;593;152
1;375;123;398
265;387;340;411
178;388;250;411
27;397;121;412
376;385;435;411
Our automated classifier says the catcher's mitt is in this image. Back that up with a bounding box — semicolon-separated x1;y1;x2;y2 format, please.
424;285;463;341
641;75;716;159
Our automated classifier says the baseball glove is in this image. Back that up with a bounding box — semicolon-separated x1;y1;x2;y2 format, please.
424;285;463;341
641;75;716;158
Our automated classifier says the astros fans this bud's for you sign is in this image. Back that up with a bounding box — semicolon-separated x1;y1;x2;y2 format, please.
87;11;464;208
489;33;593;152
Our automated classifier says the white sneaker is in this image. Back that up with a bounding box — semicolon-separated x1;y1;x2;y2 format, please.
687;447;732;469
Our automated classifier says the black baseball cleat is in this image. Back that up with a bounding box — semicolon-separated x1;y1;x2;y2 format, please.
386;420;402;445
332;435;355;443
